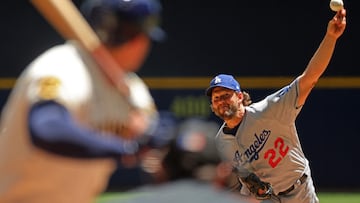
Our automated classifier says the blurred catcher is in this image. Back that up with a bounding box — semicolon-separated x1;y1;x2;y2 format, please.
113;118;252;203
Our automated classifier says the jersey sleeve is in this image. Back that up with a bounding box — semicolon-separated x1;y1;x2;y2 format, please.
260;77;302;124
28;100;139;158
24;43;92;109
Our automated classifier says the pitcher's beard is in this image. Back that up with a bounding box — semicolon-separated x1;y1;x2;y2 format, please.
216;104;238;120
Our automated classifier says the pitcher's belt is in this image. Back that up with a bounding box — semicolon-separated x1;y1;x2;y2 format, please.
278;174;308;196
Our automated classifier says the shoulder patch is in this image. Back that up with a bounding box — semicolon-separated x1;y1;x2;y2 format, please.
37;76;61;100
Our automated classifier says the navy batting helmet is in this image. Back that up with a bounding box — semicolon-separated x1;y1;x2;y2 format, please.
81;0;165;46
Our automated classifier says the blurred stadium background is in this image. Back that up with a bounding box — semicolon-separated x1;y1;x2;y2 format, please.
1;0;359;198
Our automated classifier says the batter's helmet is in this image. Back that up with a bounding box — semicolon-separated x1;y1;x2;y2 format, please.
81;0;165;46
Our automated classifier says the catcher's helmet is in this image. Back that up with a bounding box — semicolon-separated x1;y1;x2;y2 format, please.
81;0;165;46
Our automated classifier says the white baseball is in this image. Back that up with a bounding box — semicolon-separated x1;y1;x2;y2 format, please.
330;0;344;12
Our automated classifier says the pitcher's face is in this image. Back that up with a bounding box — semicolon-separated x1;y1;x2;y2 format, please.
210;87;242;120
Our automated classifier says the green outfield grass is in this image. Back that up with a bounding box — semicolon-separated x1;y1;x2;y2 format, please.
97;192;137;202
97;192;360;203
317;192;360;203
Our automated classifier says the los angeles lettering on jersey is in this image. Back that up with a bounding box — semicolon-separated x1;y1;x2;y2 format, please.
234;129;271;165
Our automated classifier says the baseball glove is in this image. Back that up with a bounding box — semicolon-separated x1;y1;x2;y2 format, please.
241;173;274;200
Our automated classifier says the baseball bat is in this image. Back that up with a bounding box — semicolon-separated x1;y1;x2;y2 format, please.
30;0;129;96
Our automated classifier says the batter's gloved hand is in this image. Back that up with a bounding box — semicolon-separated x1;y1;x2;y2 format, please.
242;173;274;200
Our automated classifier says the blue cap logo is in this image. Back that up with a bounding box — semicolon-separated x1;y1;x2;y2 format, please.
205;74;241;96
214;76;222;84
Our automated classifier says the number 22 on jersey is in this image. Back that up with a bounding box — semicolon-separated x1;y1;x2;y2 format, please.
264;137;289;168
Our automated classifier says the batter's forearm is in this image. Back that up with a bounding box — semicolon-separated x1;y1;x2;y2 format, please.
28;100;139;158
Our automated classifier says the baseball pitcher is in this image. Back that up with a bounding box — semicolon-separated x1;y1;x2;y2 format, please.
206;8;346;203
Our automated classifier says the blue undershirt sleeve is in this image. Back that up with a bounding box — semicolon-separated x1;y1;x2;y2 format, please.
28;100;139;158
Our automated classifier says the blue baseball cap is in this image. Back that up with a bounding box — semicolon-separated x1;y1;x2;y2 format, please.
205;74;241;96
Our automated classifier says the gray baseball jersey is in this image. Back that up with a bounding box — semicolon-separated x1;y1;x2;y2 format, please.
216;79;314;196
